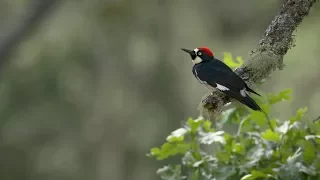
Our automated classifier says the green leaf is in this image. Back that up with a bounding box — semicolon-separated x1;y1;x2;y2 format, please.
290;107;308;123
240;170;271;180
303;140;316;164
156;165;185;180
166;128;188;142
245;143;264;162
167;136;184;143
216;151;231;163
305;135;320;140
269;118;278;131
239;115;254;133
223;52;244;69
268;89;292;104
149;147;161;156
276;120;290;134
287;147;302;165
202;120;213;132
148;142;191;160
214;166;237;180
224;133;233;143
232;141;244;155
199;131;225;145
192;160;204;168
261;103;271;114
149;87;318;180
261;129;280;142
187;118;202;134
250;111;266;127
314;159;320;171
191;168;200;180
220;108;238;124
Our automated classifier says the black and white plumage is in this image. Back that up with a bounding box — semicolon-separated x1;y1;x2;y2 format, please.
181;47;262;111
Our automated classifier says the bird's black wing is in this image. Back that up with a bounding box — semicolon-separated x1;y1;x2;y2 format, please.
196;60;246;91
211;60;261;96
195;60;261;111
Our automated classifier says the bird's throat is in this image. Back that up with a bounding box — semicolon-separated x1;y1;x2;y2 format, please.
192;56;202;64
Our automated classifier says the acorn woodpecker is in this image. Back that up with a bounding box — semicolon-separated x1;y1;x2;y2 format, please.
181;47;262;111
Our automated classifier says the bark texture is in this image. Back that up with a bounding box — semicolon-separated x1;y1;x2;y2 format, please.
200;0;317;119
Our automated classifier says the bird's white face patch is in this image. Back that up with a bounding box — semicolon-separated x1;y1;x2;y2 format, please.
192;56;202;64
192;48;202;64
216;83;229;91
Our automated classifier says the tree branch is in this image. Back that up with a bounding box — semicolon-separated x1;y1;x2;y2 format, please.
200;0;317;119
0;0;60;71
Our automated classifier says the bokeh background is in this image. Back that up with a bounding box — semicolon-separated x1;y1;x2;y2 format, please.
0;0;319;180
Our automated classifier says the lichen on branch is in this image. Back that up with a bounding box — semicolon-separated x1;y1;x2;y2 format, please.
200;0;317;119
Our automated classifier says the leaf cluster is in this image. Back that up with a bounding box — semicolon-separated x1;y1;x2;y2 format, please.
147;88;320;180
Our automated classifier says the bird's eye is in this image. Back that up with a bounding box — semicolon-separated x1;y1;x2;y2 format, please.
197;51;202;56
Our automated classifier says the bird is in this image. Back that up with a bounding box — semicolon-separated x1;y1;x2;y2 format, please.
181;47;262;111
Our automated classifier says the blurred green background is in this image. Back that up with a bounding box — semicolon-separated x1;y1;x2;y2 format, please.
0;0;319;180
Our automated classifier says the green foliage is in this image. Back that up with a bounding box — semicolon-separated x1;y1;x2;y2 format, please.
223;52;244;69
267;89;292;104
147;89;320;180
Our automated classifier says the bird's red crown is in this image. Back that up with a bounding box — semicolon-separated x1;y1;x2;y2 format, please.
198;47;214;57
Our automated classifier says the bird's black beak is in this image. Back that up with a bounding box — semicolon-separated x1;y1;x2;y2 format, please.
181;48;196;60
181;48;193;54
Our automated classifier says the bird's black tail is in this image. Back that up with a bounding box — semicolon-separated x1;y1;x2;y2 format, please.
223;89;262;111
222;89;275;131
245;85;261;97
240;94;275;131
240;95;262;111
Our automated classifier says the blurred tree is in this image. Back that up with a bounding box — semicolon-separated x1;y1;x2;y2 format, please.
0;0;60;70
